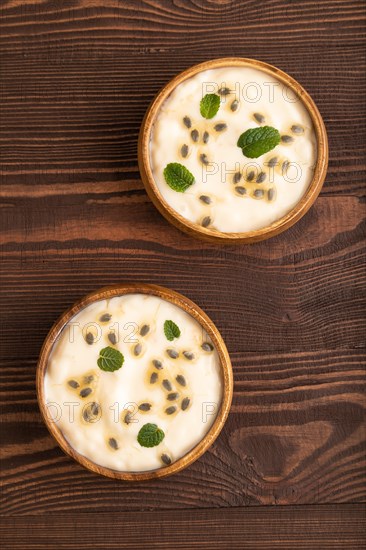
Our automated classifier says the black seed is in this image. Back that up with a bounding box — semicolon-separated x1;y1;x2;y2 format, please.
201;216;211;228
138;402;151;411
203;131;209;144
281;135;294;143
230;99;239;112
108;437;118;450
162;379;173;391
183;351;194;360
181;144;189;158
291;124;304;134
233;171;242;184
134;343;142;356
183;116;192;129
176;375;186;387
181;397;190;411
191;129;199;142
108;332;117;345
100;313;111;322
199;195;212;205
166;349;179;359
83;402;100;422
165;406;177;415
201;342;214;352
200;153;209;165
267;188;276;201
124;411;132;424
268;157;278;167
152;359;163;370
150;372;158;384
82;410;91;422
140;324;150;337
80;387;92;398
282;160;290;175
161;453;172;465
84;375;94;384
246;170;255;182
214;123;227;132
85;332;94;345
256;172;266;184
90;402;99;415
167;392;179;401
68;379;79;389
218;87;230;95
254;113;265;124
254;189;264;199
236;186;247;196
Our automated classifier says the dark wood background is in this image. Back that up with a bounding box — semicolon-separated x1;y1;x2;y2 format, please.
1;0;365;548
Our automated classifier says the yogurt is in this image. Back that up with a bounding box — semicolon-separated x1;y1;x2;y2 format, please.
44;294;222;472
150;66;317;233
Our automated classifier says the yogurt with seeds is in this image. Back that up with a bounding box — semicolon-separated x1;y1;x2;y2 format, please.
44;294;222;472
150;66;317;233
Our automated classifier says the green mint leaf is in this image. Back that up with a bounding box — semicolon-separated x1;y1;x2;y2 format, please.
137;423;165;448
163;163;195;193
200;93;221;119
97;346;124;372
237;126;281;158
164;320;181;341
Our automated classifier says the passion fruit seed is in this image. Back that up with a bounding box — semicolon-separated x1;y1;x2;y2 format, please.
100;313;111;322
254;113;265;124
181;397;190;411
140;324;150;336
201;342;214;352
183;116;192;129
176;375;186;387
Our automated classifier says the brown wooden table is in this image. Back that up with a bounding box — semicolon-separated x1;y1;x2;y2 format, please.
1;1;365;548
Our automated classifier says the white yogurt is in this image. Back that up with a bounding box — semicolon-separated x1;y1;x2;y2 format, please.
150;66;317;233
44;294;222;472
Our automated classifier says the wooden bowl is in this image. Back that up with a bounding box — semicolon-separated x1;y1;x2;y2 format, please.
138;57;328;244
37;283;233;481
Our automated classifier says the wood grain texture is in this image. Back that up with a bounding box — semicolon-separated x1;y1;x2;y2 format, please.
1;505;366;549
0;0;365;547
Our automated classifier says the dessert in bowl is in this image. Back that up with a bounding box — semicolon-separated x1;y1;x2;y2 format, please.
138;58;328;243
37;284;233;480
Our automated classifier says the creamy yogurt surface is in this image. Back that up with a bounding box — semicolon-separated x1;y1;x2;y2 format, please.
150;66;317;233
44;293;222;472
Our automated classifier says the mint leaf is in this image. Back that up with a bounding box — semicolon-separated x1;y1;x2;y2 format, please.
163;163;195;193
164;320;181;341
237;126;281;158
137;423;165;448
200;93;220;119
97;346;124;372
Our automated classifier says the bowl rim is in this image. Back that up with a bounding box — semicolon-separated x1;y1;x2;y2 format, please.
36;283;233;481
138;57;328;243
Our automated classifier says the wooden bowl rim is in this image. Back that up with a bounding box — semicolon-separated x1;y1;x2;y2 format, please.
138;57;328;244
36;283;233;481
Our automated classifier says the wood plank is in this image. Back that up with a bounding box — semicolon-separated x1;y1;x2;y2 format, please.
1;349;364;514
0;0;365;535
1;199;365;354
0;1;365;197
1;505;365;549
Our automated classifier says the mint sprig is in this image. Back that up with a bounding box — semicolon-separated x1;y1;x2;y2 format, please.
97;346;124;372
163;163;195;193
137;423;165;448
200;93;220;119
237;126;281;158
164;320;181;341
